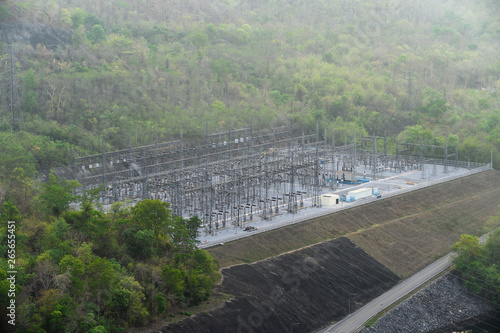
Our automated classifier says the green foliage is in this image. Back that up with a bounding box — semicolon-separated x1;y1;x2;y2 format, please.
87;257;118;299
0;5;13;21
88;326;108;333
0;268;11;308
131;199;172;248
417;87;448;119
453;230;500;306
39;172;81;217
84;14;104;29
171;216;201;251
0;132;73;182
59;255;85;293
154;292;167;314
270;90;291;107
0;200;22;224
42;219;72;262
22;68;39;114
0;134;35;180
187;29;209;48
399;125;435;144
88;24;106;43
110;285;131;313
1;0;497;169
453;234;481;260
210;59;235;82
162;265;185;299
71;8;86;28
78;186;104;212
2;0;500;330
123;227;155;259
322;52;335;64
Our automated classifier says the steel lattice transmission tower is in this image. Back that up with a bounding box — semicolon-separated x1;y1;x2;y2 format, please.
8;45;23;132
5;45;23;132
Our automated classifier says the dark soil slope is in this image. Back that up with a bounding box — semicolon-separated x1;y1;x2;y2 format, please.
160;237;399;333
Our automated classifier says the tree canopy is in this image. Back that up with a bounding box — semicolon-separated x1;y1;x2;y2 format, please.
453;228;500;306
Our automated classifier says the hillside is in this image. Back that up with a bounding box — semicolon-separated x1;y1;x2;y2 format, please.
0;0;499;184
0;1;500;332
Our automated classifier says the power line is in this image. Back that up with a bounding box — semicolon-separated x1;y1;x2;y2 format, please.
5;45;23;132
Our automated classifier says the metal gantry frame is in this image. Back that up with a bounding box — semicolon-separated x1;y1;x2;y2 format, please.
2;45;24;132
72;127;476;235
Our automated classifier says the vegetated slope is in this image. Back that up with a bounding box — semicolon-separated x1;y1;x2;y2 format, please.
1;0;499;173
209;170;500;271
160;237;399;333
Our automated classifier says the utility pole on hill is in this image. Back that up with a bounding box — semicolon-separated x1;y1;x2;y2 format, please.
6;45;23;132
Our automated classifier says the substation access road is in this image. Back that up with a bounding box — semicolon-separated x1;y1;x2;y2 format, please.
316;233;492;333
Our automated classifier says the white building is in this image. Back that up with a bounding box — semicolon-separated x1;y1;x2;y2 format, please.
321;194;340;205
347;188;373;201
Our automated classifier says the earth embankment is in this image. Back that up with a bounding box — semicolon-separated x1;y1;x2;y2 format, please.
160;170;500;332
160;237;399;333
209;170;500;277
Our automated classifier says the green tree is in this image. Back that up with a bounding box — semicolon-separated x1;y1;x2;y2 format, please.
71;8;86;28
122;227;155;259
417;87;448;119
78;186;104;212
39;172;81;217
86;257;118;309
452;231;500;305
153;292;167;314
59;255;85;294
453;234;481;259
270;90;291;107
322;52;334;64
171;216;201;251
21;68;39;115
187;29;209;48
0;135;35;180
88;24;106;43
88;326;108;333
131;199;172;249
84;14;104;30
162;265;185;300
119;276;149;324
0;200;22;224
295;84;307;103
210;59;234;82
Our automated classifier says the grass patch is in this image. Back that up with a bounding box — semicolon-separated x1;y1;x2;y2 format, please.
365;316;377;327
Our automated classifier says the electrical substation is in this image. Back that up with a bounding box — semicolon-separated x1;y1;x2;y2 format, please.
71;124;490;242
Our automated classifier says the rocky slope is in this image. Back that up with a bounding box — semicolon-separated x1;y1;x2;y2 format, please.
0;22;71;49
361;273;494;333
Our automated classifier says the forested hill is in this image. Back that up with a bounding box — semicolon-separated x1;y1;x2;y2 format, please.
0;0;499;179
0;1;499;332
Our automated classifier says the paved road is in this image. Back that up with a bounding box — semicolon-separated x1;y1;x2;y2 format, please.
316;253;454;333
